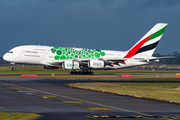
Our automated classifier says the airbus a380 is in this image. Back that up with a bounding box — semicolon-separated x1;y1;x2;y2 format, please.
3;23;171;75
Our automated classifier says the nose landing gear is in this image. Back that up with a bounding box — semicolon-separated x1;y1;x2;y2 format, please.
12;67;16;71
11;63;16;71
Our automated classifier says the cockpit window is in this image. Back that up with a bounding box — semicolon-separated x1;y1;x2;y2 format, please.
8;51;13;53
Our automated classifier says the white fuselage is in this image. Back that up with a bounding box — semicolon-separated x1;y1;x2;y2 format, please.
3;45;150;70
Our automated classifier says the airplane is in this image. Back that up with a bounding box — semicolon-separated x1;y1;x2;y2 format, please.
3;23;171;75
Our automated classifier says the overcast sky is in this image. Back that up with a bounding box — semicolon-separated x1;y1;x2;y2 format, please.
0;0;180;56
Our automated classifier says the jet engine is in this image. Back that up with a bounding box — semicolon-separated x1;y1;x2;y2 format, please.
88;59;104;68
62;61;80;70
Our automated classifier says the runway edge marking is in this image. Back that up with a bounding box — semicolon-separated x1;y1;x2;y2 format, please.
0;81;152;116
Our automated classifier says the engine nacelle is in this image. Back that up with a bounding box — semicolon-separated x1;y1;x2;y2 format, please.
88;59;104;68
43;65;58;69
63;61;80;70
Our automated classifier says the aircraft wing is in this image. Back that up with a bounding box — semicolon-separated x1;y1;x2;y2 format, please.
98;58;127;64
41;60;63;67
42;56;175;68
149;56;176;60
99;56;175;63
133;56;176;62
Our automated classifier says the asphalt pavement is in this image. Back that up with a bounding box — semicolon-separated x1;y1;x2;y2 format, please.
0;78;180;120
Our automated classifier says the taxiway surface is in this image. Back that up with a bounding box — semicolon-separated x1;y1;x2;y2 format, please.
0;78;180;120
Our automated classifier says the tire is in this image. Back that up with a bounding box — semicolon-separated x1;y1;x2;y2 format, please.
74;71;77;75
70;71;78;75
12;67;16;71
84;72;88;75
70;71;73;75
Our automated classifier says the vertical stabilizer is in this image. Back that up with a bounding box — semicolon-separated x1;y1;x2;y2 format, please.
124;23;168;58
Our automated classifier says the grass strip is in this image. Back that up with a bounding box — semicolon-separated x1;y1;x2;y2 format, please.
0;112;40;120
69;82;180;104
0;65;180;75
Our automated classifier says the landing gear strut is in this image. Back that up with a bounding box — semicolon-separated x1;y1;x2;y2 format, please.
11;63;16;71
70;71;93;75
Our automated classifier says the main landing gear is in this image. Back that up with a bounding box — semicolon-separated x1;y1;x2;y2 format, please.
70;70;94;75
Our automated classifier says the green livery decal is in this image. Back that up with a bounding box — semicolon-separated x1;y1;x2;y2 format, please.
51;47;105;60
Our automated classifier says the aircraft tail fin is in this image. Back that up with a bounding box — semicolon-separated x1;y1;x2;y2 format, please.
124;23;168;58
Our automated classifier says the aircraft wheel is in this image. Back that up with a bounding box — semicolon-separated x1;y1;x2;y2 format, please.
84;72;88;75
79;71;83;75
74;71;77;75
90;71;93;75
70;71;78;75
12;67;16;71
74;71;93;75
70;71;74;75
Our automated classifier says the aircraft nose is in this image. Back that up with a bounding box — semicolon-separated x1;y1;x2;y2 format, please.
3;53;10;62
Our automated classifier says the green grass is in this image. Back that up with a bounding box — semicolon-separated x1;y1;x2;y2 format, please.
70;83;180;103
0;65;69;74
0;65;180;75
0;112;40;120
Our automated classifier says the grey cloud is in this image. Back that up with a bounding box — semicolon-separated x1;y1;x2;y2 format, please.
0;0;180;56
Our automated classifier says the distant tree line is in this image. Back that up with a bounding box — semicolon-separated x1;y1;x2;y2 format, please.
153;53;180;65
160;55;180;65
